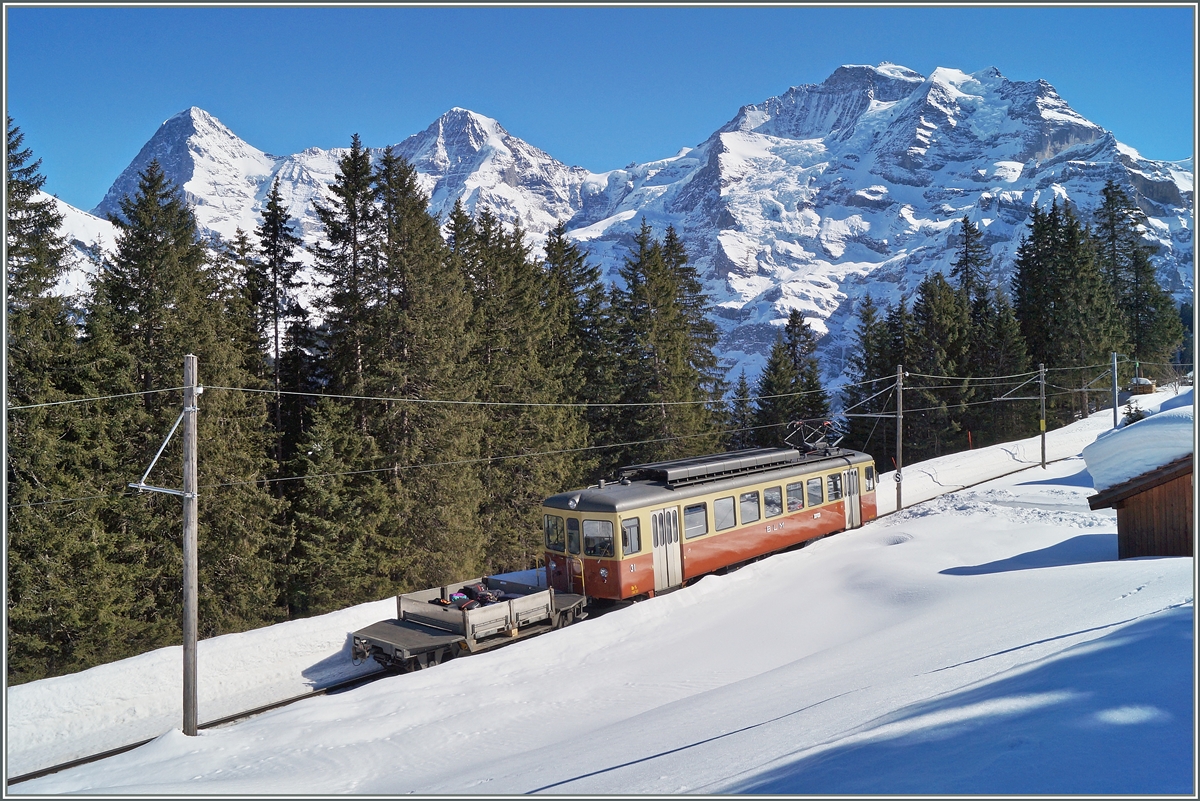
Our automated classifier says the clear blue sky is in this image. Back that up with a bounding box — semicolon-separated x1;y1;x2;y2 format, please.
5;5;1195;212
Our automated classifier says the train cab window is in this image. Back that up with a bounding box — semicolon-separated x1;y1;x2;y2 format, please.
786;481;805;512
544;515;565;552
567;518;581;554
865;465;876;491
740;491;761;524
621;519;641;555
827;473;843;501
806;477;823;507
583;520;615;557
683;503;708;538
764;486;783;518
714;496;736;531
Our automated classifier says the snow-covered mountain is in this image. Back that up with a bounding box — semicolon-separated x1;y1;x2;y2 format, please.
569;64;1193;380
63;63;1194;385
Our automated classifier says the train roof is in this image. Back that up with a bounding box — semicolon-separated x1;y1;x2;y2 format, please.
542;448;873;514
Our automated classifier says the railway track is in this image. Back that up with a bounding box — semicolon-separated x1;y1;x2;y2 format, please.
7;454;1077;788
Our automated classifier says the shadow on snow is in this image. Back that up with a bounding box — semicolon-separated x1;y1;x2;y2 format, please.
940;534;1116;575
726;606;1194;795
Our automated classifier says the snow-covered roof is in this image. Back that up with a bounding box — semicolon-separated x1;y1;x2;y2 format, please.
1081;390;1194;492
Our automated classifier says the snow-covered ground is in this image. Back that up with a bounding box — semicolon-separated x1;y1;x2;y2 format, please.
7;389;1194;794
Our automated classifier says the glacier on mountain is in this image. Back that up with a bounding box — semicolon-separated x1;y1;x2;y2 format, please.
58;63;1193;388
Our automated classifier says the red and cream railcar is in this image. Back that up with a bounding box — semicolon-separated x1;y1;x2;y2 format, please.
541;447;877;600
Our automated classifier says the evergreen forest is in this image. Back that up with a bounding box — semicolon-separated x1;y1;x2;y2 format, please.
6;118;1188;683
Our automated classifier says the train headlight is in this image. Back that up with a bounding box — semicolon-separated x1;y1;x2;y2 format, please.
599;568;609;579
568;494;580;510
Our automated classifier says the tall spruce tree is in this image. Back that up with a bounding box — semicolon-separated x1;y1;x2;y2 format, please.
752;332;803;447
950;216;989;304
312;134;376;420
255;178;306;457
455;208;586;572
543;222;616;481
1052;206;1126;418
840;295;895;466
610;219;720;466
783;309;831;421
1012;202;1058;368
83;161;286;652
1091;179;1182;373
962;285;1034;446
726;370;756;450
663;225;726;405
364;147;483;585
907;272;969;460
5;118;138;682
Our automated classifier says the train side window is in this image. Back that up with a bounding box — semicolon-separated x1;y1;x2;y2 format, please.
865;466;876;491
714;496;736;531
764;486;783;518
786;481;805;512
827;473;843;501
544;515;565;552
583;520;615;557
567;518;581;554
740;491;760;524
684;503;708;538
621;518;641;555
807;477;823;506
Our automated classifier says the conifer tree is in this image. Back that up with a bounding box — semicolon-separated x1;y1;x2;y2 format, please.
220;228;268;378
726;370;756;450
286;401;393;614
5;118;137;682
840;295;894;465
1012;203;1058;368
457;209;585;572
950;215;989;304
543;222;616;481
752;332;803;447
87;160;286;644
962;285;1033;446
610;219;720;466
312;134;376;420
256;178;306;454
663;225;726;404
363;147;484;585
907;272;969;460
783;309;831;421
1090;179;1182;373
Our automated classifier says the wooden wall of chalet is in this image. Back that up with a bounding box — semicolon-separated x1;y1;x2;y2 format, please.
1115;472;1194;559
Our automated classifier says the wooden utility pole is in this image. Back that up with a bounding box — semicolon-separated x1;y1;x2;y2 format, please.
895;365;904;511
1112;352;1119;429
182;355;199;736
1039;362;1046;469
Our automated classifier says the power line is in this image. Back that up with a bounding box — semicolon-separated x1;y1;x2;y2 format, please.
8;421;788;508
6;387;185;412
903;369;1040;382
203;382;850;409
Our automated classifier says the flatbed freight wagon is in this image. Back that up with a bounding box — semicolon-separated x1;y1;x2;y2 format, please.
351;573;586;672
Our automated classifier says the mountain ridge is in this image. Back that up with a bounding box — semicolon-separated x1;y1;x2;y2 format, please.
60;62;1193;385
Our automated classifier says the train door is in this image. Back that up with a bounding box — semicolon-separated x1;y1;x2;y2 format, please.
650;507;682;591
844;468;862;529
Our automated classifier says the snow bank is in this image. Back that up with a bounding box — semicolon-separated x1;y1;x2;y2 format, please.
5;599;392;776
1082;389;1194;492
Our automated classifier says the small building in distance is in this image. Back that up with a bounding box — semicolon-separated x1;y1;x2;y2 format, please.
1126;376;1157;395
1083;392;1194;559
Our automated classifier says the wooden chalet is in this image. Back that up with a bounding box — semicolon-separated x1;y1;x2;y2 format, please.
1088;455;1194;559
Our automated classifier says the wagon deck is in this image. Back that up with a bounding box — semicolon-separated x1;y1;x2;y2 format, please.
352;574;585;672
